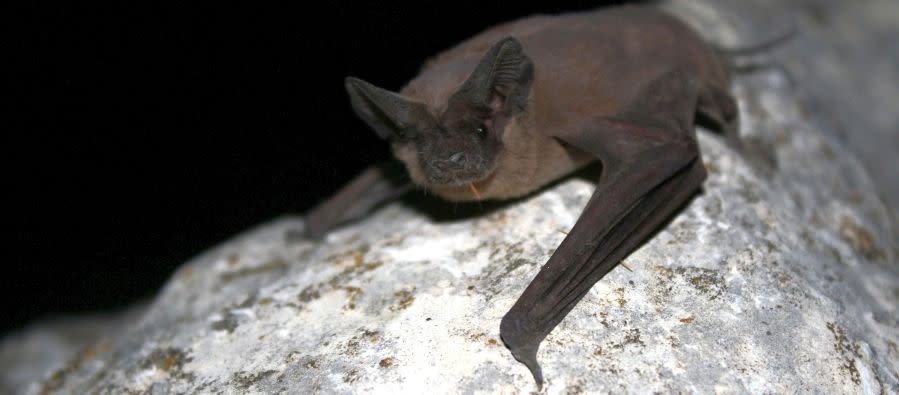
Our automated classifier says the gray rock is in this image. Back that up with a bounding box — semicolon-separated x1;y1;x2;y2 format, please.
667;0;899;222
3;1;898;394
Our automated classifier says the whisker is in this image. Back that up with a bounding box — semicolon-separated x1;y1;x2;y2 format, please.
469;183;482;200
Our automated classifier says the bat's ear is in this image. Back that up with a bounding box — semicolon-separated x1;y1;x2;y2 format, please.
345;77;431;140
448;37;534;122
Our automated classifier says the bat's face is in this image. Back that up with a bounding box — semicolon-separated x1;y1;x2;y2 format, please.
408;108;504;187
343;77;503;188
345;37;534;193
344;77;500;188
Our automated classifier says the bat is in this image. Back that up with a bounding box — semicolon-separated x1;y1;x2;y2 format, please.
302;5;775;386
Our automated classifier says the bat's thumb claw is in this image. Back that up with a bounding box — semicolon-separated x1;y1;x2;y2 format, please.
524;355;544;387
500;334;542;384
511;344;543;386
501;315;546;386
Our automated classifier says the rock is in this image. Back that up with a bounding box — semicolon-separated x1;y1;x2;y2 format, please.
0;308;145;395
666;0;899;223
3;1;898;394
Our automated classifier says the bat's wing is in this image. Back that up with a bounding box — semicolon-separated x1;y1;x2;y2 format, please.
301;160;413;239
500;69;709;385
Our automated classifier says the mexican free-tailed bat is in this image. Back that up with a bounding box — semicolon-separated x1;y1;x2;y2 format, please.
303;5;778;386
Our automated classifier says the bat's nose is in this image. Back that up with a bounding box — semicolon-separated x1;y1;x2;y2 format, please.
435;152;466;171
449;152;466;165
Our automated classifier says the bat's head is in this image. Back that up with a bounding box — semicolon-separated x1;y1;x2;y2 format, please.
345;37;533;193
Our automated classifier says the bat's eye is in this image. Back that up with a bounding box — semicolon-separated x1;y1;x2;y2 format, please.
395;129;415;140
475;124;487;138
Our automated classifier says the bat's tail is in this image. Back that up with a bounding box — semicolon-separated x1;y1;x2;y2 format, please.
715;25;797;85
715;25;797;57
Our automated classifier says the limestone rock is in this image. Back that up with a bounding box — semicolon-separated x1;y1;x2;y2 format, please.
3;1;898;394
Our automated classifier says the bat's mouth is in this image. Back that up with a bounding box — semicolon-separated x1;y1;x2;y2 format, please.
421;148;496;187
425;169;491;187
424;170;494;202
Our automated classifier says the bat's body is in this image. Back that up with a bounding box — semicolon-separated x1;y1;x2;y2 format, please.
398;7;731;202
305;5;743;386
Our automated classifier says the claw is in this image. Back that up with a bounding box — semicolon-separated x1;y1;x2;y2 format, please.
500;317;545;387
515;346;544;387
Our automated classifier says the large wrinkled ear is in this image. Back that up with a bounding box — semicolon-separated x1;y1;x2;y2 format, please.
345;77;431;140
449;37;534;118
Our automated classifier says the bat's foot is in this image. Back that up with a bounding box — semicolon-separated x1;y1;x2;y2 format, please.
284;223;327;244
738;136;778;176
500;316;544;387
720;130;778;177
284;227;308;244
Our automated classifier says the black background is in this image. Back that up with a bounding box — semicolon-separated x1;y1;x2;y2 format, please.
6;1;628;336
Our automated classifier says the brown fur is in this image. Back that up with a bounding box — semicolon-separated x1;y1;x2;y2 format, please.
394;6;729;201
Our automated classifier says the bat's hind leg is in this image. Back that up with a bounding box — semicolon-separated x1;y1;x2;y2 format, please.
699;84;777;171
698;85;739;143
500;69;709;385
294;160;413;240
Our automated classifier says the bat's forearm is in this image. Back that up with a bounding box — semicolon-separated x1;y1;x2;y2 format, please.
500;69;709;385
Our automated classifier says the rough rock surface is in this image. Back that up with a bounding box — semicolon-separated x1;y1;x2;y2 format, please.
3;1;898;394
668;0;899;216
